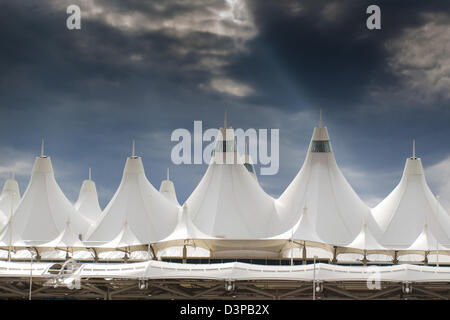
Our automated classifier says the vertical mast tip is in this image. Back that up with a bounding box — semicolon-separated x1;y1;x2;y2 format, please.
224;109;227;128
41;138;45;157
319;109;323;128
132;139;136;158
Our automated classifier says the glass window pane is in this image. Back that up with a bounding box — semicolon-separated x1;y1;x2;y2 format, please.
310;140;331;153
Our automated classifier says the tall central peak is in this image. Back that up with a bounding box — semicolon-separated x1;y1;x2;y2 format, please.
310;126;332;153
279;111;375;245
186;116;283;238
213;112;238;164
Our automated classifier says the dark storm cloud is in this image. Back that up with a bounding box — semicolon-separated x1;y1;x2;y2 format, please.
0;0;449;208
0;0;260;205
232;0;450;204
230;1;450;113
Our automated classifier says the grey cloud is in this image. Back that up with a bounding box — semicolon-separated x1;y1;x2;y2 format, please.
0;0;449;209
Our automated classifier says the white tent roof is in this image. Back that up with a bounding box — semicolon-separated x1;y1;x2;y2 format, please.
0;176;20;230
407;224;449;251
1;155;91;244
100;220;142;249
39;218;85;249
372;155;450;247
0;210;6;233
87;155;179;243
74;169;102;224
185;125;283;239
160;204;214;242
159;168;179;205
272;205;323;243
347;223;385;251
0;221;25;247
279;124;376;245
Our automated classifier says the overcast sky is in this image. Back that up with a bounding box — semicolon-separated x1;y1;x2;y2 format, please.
0;0;449;210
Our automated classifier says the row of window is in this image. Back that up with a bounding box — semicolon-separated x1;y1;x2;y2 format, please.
214;139;332;154
310;140;332;153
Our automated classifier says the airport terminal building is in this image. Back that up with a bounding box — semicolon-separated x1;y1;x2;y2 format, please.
0;119;449;300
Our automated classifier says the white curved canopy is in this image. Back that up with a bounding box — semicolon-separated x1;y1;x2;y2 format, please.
161;204;213;242
372;156;450;247
100;220;142;249
272;205;323;243
74;172;102;224
407;224;448;252
39;218;85;249
159;168;179;205
347;223;385;251
279;125;375;245
186;125;283;239
87;156;179;243
0;177;20;230
0;210;6;232
1;156;90;244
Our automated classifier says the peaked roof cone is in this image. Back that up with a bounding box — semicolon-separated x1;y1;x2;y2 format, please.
0;173;21;230
185;121;283;239
39;217;85;249
272;205;323;243
372;153;450;247
74;168;102;223
407;224;449;251
101;220;142;249
1;151;91;243
348;223;385;250
159;168;179;205
279;116;377;245
161;204;213;242
87;153;179;243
